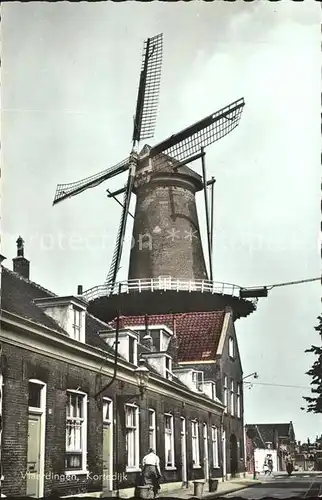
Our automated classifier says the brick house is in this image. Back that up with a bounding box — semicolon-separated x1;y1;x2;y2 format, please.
114;308;246;479
0;240;226;498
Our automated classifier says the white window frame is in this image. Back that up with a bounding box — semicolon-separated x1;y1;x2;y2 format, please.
103;397;112;424
128;335;138;365
28;378;46;412
148;409;156;451
236;384;241;418
65;389;88;474
125;403;140;471
165;357;173;381
164;413;175;469
192;420;200;468
211;426;219;468
230;380;234;416
192;371;204;391
228;337;234;358
223;376;228;413
72;307;82;341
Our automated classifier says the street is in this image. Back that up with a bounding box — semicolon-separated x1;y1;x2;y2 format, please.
224;472;322;498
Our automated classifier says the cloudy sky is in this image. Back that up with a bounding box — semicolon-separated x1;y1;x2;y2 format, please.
2;2;321;441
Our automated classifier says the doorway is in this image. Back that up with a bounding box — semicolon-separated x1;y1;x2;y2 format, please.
27;380;46;498
180;417;187;486
230;434;238;477
102;398;113;493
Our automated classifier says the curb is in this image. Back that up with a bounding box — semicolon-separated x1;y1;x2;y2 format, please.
186;481;262;499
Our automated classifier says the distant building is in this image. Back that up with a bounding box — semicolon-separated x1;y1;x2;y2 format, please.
245;422;296;472
295;435;322;471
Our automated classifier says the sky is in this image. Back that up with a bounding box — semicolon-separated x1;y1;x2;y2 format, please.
1;1;321;442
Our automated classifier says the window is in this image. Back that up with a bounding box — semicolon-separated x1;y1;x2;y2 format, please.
236;383;241;418
164;414;175;468
125;404;139;470
223;376;228;412
192;420;200;467
149;409;156;451
129;336;135;364
28;381;42;408
192;371;204;391
211;426;219;468
103;398;112;423
72;307;82;341
230;380;234;416
211;382;216;400
65;391;87;471
165;357;173;380
229;337;234;358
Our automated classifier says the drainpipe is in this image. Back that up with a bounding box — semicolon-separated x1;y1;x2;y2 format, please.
220;413;226;482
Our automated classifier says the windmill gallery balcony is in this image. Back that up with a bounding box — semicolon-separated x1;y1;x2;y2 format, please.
83;277;257;323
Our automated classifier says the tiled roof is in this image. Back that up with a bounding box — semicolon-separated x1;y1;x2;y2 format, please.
1;266;114;354
111;311;226;362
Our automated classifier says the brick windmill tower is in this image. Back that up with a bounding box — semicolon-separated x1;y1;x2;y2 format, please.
53;34;256;322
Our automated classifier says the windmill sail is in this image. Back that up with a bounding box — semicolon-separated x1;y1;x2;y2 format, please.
150;98;245;166
53;157;130;205
105;188;129;286
132;33;163;142
105;160;136;286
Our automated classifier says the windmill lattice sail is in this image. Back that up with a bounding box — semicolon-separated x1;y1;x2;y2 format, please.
132;33;163;142
105;187;131;287
53;157;130;205
150;98;245;168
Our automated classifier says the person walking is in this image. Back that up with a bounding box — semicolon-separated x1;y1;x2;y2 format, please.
142;448;162;498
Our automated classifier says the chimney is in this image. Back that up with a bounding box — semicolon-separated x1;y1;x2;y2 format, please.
77;285;83;295
12;236;30;279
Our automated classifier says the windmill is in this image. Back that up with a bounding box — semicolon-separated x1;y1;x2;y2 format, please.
53;33;245;291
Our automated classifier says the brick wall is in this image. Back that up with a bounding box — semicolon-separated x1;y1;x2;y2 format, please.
129;176;208;281
2;341;223;497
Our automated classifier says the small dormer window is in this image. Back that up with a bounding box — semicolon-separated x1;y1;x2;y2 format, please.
229;337;234;358
129;336;138;365
165;357;172;380
72;307;82;341
192;371;204;391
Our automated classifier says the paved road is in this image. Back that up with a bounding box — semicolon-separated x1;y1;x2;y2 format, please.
224;472;322;498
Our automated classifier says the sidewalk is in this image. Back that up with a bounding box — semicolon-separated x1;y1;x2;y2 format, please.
157;474;262;498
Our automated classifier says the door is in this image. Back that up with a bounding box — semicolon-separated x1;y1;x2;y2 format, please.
103;424;112;491
180;417;187;485
27;414;41;497
203;424;209;481
230;434;238;477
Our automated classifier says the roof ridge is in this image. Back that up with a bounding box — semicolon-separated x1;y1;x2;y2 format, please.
2;266;57;298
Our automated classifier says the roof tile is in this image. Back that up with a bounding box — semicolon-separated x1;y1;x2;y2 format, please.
110;311;226;362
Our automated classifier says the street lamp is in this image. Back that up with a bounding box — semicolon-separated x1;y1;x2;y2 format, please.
243;372;258;381
134;359;150;398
